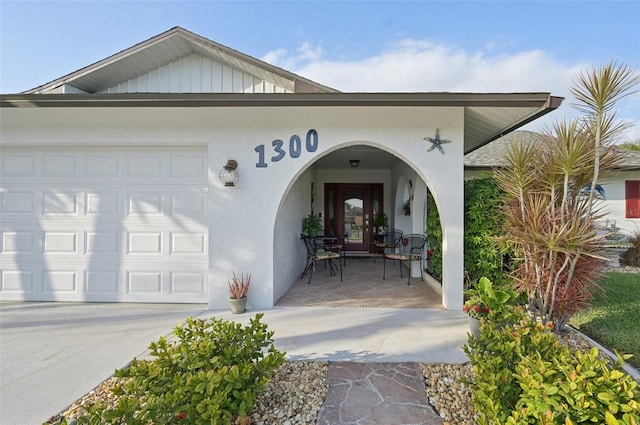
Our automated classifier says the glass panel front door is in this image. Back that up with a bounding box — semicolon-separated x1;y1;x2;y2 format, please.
344;189;364;245
325;183;382;252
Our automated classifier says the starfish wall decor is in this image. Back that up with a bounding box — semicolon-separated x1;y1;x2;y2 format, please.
424;129;451;154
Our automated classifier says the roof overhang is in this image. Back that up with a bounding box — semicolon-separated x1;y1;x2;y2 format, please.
0;92;563;154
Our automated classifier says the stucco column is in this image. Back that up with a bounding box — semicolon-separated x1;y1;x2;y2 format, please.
440;158;464;310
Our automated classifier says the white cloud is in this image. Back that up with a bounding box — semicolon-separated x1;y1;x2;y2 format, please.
263;39;639;141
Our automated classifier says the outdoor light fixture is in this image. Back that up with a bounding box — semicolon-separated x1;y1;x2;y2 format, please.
219;159;239;187
349;159;360;168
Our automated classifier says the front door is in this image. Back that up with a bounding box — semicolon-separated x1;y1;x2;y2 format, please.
325;183;383;252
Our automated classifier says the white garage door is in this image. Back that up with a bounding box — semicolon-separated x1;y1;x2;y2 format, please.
0;147;208;303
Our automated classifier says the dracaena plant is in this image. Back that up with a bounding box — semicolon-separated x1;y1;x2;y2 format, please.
495;62;639;330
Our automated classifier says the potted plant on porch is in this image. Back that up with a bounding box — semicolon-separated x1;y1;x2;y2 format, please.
302;213;323;237
228;272;251;314
373;211;388;236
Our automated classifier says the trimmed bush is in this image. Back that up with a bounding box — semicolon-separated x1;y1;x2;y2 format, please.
464;312;639;424
78;313;286;425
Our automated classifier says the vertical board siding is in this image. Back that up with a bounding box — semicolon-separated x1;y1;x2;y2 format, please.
101;52;291;94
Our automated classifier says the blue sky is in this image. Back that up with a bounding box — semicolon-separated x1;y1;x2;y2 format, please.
1;0;639;139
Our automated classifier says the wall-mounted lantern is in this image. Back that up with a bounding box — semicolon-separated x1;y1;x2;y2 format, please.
219;159;239;187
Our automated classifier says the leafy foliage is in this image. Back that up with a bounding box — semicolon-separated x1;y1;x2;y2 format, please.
425;191;442;280
618;141;640;151
78;313;285;425
426;177;515;285
464;276;518;321
464;311;640;425
302;213;323;236
495;63;639;329
373;211;389;235
464;175;515;286
228;272;251;299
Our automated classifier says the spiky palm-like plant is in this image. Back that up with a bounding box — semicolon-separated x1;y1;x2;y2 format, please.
495;62;638;330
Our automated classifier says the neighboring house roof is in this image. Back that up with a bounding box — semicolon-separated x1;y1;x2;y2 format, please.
1;27;564;155
620;150;640;170
465;130;640;170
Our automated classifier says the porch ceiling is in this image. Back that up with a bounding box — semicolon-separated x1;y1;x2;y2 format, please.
0;92;563;157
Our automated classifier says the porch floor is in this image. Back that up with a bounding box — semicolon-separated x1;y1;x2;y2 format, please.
276;255;443;309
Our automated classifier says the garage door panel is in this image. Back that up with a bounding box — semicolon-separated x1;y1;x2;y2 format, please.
1;270;35;292
86;154;120;177
86;231;121;255
85;270;120;294
1;154;35;176
127;192;163;215
1;230;36;254
0;147;208;303
127;271;162;294
43;192;80;215
170;190;207;215
1;190;37;215
44;231;78;255
85;192;121;215
170;154;207;178
170;232;206;255
127;232;163;255
170;272;206;294
43;270;78;293
43;154;78;177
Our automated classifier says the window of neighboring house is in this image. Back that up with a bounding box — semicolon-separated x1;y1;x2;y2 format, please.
626;180;640;218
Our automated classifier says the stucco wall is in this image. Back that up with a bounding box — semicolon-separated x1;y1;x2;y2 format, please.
600;170;640;236
273;168;314;304
2;104;466;310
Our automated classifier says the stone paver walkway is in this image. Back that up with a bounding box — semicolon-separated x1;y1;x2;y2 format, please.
317;362;444;425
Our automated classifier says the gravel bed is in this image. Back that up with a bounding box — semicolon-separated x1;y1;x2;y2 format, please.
46;313;637;425
46;361;328;425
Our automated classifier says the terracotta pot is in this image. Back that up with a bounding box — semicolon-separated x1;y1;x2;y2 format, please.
230;297;247;314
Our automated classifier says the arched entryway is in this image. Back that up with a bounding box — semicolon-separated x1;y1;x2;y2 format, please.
273;143;446;308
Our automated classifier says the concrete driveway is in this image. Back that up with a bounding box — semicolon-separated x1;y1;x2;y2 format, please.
0;302;207;425
0;302;469;425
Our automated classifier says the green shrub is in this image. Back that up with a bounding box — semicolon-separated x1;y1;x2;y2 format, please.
79;313;286;425
464;313;640;425
464;176;514;286
426;177;515;286
508;348;639;424
425;190;442;280
621;231;640;267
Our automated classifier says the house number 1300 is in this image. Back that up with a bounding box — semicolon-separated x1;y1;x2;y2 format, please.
255;129;318;168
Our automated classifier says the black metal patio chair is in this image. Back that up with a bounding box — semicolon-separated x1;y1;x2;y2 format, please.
300;234;343;284
373;228;403;263
382;234;426;285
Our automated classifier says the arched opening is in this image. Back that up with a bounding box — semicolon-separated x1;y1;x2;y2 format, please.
273;142;445;308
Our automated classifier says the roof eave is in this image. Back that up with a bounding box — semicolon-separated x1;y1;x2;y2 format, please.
0;92;561;108
465;95;564;154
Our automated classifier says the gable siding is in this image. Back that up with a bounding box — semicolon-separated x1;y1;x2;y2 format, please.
100;52;291;94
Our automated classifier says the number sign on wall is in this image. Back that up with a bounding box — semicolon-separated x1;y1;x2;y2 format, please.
255;129;318;168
